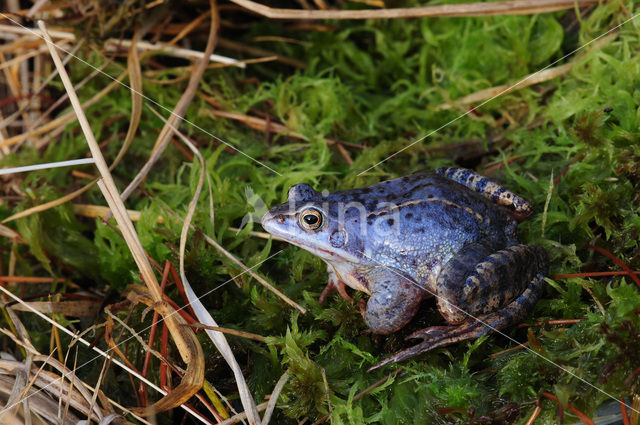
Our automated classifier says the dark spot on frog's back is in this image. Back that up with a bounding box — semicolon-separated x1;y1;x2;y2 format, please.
387;218;394;226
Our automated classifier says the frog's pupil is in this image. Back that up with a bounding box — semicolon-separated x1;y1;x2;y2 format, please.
304;214;318;225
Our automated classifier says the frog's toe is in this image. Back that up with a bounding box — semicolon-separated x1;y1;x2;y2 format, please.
369;325;473;371
406;326;451;341
368;340;434;371
319;279;352;304
319;267;352;304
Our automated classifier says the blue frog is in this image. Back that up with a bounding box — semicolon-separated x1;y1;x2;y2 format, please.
261;168;547;370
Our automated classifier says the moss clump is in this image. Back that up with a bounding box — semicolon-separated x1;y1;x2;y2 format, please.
1;0;639;423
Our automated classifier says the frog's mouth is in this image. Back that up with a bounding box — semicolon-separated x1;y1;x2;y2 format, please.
295;240;359;262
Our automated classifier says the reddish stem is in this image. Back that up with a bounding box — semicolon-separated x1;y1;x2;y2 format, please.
138;261;172;405
587;245;640;289
621;399;631;425
170;137;195;161
181;402;217;425
172;368;225;422
553;162;572;185
163;296;197;325
160;322;170;390
552;271;640;279
625;364;640;386
169;262;198;318
541;392;596;425
518;319;583;328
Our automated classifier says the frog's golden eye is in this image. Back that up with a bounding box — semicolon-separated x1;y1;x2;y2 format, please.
299;208;323;231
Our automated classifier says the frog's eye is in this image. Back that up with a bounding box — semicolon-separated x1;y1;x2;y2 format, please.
299;208;323;231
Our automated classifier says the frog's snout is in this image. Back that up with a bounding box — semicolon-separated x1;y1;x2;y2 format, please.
260;210;274;230
260;209;289;234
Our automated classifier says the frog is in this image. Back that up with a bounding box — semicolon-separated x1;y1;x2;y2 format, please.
261;167;547;370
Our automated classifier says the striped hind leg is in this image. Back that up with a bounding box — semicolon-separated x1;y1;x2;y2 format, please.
368;271;545;371
368;244;548;371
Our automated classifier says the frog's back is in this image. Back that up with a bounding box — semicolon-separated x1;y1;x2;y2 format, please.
335;172;518;283
330;172;514;227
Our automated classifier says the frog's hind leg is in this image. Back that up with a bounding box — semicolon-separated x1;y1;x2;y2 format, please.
435;167;533;221
368;273;544;371
368;244;547;371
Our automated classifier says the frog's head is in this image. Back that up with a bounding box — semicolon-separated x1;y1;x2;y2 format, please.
261;183;363;264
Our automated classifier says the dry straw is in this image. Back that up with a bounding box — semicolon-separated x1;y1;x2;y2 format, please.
30;10;293;422
37;19;208;419
227;0;599;19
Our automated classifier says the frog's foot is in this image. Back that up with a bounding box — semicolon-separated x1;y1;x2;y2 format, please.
319;267;352;304
367;272;544;371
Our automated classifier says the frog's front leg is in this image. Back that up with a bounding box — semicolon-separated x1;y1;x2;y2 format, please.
365;268;425;335
369;244;547;371
319;264;352;304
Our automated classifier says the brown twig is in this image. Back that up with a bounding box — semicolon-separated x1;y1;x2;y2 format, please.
0;276;76;286
440;64;573;110
489;343;528;358
441;31;618;110
185;323;269;344
518;319;583;328
218;37;307;69
208;107;363;149
227;0;599;19
207;107;358;164
524;400;542;425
